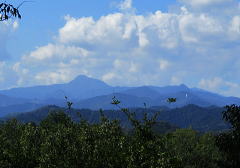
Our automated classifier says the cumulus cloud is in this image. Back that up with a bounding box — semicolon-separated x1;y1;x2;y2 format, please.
24;43;90;61
2;0;240;96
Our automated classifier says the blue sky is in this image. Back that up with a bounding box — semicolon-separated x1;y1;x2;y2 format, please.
7;0;177;58
1;0;240;97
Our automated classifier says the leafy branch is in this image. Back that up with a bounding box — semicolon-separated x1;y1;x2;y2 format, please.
0;1;33;21
111;96;160;140
0;2;21;21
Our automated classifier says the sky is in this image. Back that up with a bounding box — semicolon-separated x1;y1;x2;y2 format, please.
1;0;240;97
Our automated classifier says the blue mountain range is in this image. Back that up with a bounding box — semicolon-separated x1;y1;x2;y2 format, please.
0;75;239;116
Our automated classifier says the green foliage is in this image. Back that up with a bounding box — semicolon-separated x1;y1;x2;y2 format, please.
216;104;240;168
223;104;240;130
0;100;226;167
167;98;177;103
165;129;222;168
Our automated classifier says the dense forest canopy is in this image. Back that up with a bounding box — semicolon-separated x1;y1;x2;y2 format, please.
0;102;239;167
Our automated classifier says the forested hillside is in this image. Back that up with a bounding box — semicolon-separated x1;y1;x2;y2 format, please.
0;104;239;167
4;104;227;132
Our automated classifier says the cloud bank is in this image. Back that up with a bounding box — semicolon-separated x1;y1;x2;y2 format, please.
2;0;240;97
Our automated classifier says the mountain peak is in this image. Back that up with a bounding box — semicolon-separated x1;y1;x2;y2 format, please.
70;75;92;82
179;84;189;89
69;75;110;89
69;75;99;84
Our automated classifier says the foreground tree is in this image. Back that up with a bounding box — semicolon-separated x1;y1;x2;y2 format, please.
216;104;240;168
0;2;22;21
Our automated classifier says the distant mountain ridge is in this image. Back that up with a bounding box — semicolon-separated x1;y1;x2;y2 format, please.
4;104;228;132
0;75;114;100
0;75;239;117
0;94;32;107
76;84;240;110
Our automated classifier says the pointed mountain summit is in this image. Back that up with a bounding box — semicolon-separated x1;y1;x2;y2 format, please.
69;75;97;84
68;75;110;89
0;75;113;100
178;84;189;90
70;75;92;82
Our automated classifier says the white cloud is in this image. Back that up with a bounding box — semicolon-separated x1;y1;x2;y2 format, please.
199;77;223;90
179;0;233;7
178;8;224;43
199;77;240;96
3;1;240;97
25;43;89;61
229;16;240;39
119;0;132;10
102;72;117;82
159;59;170;70
35;71;71;85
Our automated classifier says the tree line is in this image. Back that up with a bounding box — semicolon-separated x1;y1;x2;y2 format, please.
0;103;239;168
